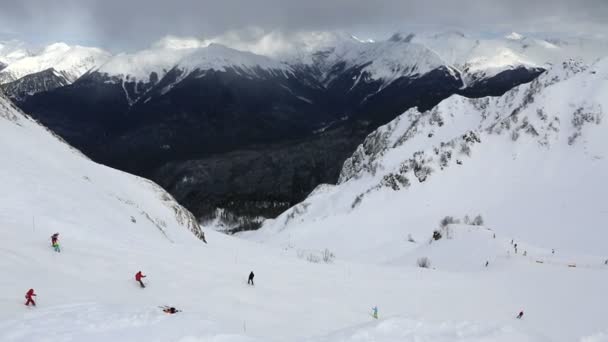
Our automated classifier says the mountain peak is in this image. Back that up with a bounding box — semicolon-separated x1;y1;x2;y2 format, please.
42;42;71;53
505;32;525;40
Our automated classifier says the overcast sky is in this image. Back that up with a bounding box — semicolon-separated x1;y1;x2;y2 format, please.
0;0;607;51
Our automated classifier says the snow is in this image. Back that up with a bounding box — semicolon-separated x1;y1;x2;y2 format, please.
177;43;292;77
241;59;608;340
95;46;196;83
406;31;608;83
506;32;525;41
283;33;454;87
97;41;291;83
0;42;111;84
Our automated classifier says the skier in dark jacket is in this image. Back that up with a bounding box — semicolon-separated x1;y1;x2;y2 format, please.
516;311;524;319
135;271;146;288
248;271;254;286
162;306;180;314
25;288;36;306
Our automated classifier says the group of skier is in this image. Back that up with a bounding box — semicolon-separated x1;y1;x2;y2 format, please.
27;234;256;314
28;232;536;320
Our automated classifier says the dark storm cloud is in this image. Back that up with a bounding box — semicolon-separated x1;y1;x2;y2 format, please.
0;0;607;50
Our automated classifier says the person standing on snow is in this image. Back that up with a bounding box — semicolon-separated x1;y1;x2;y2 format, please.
372;306;378;319
516;311;524;319
248;271;255;286
135;271;146;288
25;289;36;306
51;233;60;252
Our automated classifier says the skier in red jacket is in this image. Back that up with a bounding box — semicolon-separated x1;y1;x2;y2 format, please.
135;271;146;288
25;289;36;306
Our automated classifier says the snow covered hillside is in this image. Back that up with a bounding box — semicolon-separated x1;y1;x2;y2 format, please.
249;58;608;260
237;57;608;340
0;42;110;84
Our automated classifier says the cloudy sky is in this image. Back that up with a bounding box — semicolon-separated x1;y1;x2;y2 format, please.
0;0;607;51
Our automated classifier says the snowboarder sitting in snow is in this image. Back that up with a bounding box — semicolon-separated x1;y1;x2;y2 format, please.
516;311;524;319
135;271;146;288
51;233;60;252
248;271;255;286
162;306;180;314
25;288;36;306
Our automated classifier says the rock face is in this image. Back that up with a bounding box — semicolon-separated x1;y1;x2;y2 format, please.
1;68;70;101
154;124;369;233
12;40;547;232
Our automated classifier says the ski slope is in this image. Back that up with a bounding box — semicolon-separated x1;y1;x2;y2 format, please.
2;57;608;340
242;58;608;340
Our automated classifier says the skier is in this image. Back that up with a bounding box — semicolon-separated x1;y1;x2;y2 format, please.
161;306;180;314
51;233;60;252
516;311;524;319
25;288;36;306
135;271;146;288
523;250;527;256
485;261;489;267
248;271;255;286
552;249;555;255
372;306;378;319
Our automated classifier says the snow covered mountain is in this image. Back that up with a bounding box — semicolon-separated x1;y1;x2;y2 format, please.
92;42;292;106
0;42;111;84
0;42;110;101
0;68;70;101
95;40;201;83
284;32;457;88
248;57;608;261
404;31;607;90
